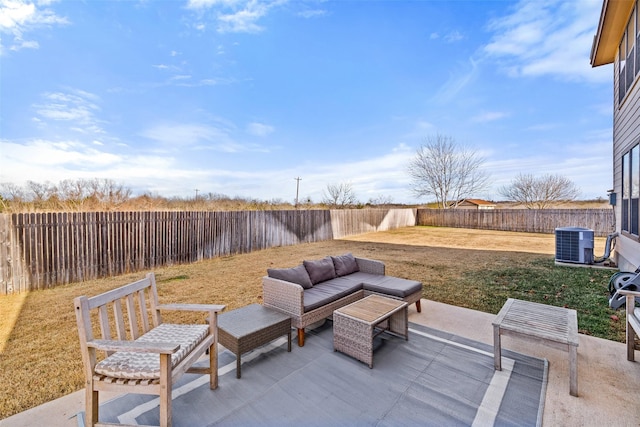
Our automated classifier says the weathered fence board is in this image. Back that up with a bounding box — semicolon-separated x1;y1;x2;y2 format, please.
0;209;416;294
416;208;615;236
0;208;614;294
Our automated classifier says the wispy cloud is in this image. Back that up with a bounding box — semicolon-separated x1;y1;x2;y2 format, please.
140;122;269;153
0;0;69;53
186;0;287;34
471;111;509;123
432;57;479;103
0;137;182;193
33;89;106;134
483;0;609;83
298;9;326;19
1;138;123;174
429;30;464;43
444;30;463;43
246;122;274;137
140;123;233;149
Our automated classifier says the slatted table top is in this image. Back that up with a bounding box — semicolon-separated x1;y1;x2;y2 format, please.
335;294;407;325
493;298;578;346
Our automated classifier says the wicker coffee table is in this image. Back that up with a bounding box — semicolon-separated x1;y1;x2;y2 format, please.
218;304;292;378
333;294;408;368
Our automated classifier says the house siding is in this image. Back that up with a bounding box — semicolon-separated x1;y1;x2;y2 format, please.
613;47;640;271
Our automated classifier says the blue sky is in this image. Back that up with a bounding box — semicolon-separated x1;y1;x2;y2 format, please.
0;0;613;204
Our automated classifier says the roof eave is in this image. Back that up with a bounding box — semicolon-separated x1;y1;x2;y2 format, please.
591;0;635;67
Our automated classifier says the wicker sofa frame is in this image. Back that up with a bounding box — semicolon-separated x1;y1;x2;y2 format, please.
262;257;422;346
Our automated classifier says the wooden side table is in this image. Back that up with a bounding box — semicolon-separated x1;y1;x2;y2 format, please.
217;304;292;378
493;298;579;396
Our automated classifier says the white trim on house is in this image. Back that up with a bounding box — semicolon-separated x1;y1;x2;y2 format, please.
593;0;640;271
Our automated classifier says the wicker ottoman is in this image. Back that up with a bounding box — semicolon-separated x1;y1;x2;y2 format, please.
217;304;292;378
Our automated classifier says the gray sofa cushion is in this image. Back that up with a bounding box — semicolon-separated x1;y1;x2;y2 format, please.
338;272;387;285
303;278;363;312
303;257;337;285
334;272;421;298
331;253;360;276
362;276;422;298
267;265;313;289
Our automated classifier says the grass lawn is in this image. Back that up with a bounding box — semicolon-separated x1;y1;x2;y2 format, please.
0;226;625;419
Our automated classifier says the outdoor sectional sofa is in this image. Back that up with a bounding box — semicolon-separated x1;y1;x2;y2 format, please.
262;253;423;346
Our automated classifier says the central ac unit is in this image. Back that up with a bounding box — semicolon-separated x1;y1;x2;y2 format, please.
555;227;594;264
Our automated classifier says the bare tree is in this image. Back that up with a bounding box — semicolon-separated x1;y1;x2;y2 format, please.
27;181;58;209
499;173;580;209
0;182;26;201
57;179;91;210
407;134;490;208
0;182;26;212
86;178;132;209
368;195;394;206
322;182;357;208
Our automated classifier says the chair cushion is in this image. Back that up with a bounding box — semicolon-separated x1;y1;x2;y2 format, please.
331;253;360;276
303;257;337;285
267;265;314;289
94;323;209;380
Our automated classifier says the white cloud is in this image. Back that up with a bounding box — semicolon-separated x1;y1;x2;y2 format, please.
9;38;37;50
185;0;287;34
217;5;266;33
186;0;242;9
33;89;106;134
483;0;610;83
171;74;192;81
444;30;463;43
246;122;274;137
432;57;479;103
0;137;183;193
140;122;269;153
298;9;326;19
471;111;509;123
1;138;122;172
0;0;68;53
141;123;230;148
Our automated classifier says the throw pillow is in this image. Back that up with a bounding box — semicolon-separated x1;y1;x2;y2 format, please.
303;257;337;285
331;253;360;276
267;265;314;289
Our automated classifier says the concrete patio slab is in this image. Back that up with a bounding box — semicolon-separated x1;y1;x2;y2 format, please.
1;299;639;427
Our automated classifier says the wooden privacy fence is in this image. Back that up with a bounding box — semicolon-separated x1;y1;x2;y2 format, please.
416;208;615;236
0;209;417;294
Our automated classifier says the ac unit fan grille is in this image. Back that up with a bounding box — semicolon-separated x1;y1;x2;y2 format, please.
556;230;580;262
554;227;594;264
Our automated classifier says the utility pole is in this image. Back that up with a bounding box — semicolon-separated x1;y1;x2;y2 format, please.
294;177;302;208
194;189;199;200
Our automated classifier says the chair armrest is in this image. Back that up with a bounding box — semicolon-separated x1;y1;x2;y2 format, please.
618;289;640;297
262;276;304;317
87;339;179;354
355;257;385;275
157;303;226;313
